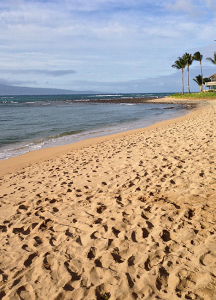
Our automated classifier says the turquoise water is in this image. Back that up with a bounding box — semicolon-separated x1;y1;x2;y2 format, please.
0;93;187;160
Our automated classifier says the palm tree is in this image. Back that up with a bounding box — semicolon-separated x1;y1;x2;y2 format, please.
206;52;216;65
172;57;186;94
203;77;211;83
193;51;203;91
193;75;202;92
183;53;193;93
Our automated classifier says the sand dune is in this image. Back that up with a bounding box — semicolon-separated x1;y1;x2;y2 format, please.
0;99;216;300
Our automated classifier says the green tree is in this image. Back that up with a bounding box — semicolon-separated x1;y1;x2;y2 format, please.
206;52;216;65
183;53;193;93
193;51;203;91
203;77;211;84
193;75;202;92
172;57;186;94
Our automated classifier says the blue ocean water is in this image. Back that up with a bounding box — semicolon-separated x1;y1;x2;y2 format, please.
0;93;188;160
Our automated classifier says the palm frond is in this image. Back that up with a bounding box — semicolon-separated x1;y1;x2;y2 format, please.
172;57;186;69
193;75;202;86
206;52;216;65
193;51;203;62
183;52;193;66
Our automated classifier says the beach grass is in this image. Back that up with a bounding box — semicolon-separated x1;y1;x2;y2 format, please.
169;90;216;99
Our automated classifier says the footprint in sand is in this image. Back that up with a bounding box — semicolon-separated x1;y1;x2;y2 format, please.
24;252;38;268
16;284;36;300
155;267;169;292
0;225;7;233
96;204;107;214
144;250;165;271
87;247;96;260
200;250;216;275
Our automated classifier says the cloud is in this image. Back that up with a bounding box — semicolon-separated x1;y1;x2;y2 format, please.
63;64;216;93
165;0;214;19
0;77;37;86
0;0;215;92
205;0;216;13
1;63;215;92
1;69;77;76
53;0;163;13
166;0;198;15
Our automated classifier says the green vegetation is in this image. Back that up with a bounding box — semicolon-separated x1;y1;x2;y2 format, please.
172;57;186;95
168;90;216;99
183;52;193;94
193;51;203;91
206;52;216;65
101;292;111;300
193;75;203;92
172;50;216;94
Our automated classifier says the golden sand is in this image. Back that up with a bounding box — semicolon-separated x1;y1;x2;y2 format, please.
0;99;215;300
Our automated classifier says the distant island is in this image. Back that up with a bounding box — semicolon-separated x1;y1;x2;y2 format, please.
0;83;98;96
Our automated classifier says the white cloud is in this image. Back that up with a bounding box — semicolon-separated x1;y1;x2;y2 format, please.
0;77;37;86
61;64;216;93
205;0;216;13
166;0;200;16
1;69;77;76
0;0;215;92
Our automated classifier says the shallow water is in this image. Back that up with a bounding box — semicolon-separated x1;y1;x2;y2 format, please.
0;93;188;160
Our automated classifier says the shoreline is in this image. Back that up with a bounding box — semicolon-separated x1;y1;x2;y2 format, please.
0;96;189;163
0;98;201;177
0;98;215;299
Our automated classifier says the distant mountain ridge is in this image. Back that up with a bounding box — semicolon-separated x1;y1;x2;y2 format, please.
0;83;97;96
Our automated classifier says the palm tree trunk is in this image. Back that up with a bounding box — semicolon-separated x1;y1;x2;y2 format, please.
187;65;190;93
182;68;184;94
200;61;203;91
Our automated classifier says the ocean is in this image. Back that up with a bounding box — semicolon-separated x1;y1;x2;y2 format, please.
0;93;188;161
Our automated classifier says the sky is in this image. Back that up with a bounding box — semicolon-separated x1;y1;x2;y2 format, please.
0;0;216;93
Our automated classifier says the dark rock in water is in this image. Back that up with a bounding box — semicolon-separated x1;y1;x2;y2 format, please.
85;97;161;104
163;106;174;109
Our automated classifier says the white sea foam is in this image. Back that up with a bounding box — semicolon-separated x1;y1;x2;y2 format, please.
94;95;123;97
0;94;188;161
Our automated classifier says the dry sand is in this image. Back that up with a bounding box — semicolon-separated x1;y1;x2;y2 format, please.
0;99;216;300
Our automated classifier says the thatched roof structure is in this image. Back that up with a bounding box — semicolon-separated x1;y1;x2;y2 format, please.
208;73;216;80
205;73;216;89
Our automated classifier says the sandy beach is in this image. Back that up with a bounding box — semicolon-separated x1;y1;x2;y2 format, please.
0;98;216;300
